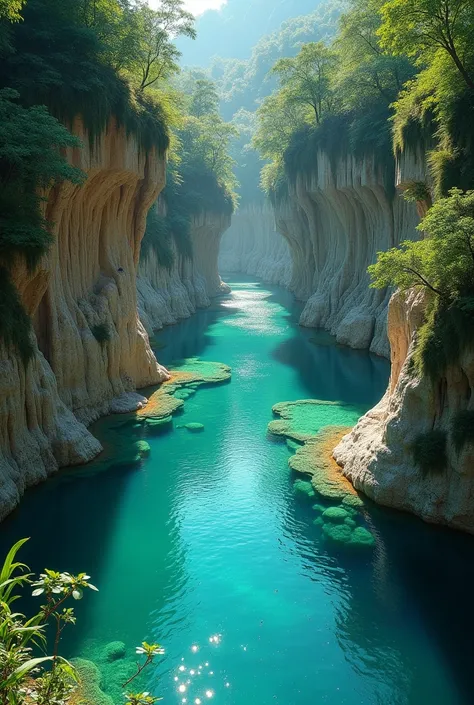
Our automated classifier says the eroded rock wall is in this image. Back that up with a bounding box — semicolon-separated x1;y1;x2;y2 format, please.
0;118;168;518
218;202;292;287
138;211;231;334
274;151;421;357
334;289;474;533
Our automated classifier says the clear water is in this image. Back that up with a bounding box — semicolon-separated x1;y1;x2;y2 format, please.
2;277;474;705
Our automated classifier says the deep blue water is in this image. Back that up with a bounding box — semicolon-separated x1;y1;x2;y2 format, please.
1;277;474;705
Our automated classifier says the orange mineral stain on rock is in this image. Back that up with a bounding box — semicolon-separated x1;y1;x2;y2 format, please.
290;426;358;501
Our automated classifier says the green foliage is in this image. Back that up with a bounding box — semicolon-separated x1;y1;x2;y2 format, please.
189;79;219;118
271;42;338;125
91;323;111;346
412;429;448;475
0;0;25;21
451;410;474;454
0;540;164;705
0;267;35;364
370;189;474;379
401;180;432;203
142;208;175;269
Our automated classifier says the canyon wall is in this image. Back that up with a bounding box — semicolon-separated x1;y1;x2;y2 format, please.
274;152;421;357
218;202;292;287
333;148;474;533
0;118;169;519
334;288;474;533
138;211;231;334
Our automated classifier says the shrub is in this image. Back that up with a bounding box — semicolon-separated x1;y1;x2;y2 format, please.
0;539;164;705
91;323;111;346
451;410;474;454
412;429;448;475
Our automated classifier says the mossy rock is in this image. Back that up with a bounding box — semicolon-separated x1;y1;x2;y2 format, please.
103;641;126;662
185;422;205;432
71;659;113;705
313;516;324;527
174;389;192;400
322;506;351;523
145;416;173;433
293;479;315;499
350;526;376;547
268;400;362;443
286;439;301;453
344;517;357;529
342;494;365;509
312;503;327;514
134;440;150;458
322;522;353;544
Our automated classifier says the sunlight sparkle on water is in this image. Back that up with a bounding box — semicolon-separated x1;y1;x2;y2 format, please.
178;685;187;693
191;645;199;653
205;690;214;698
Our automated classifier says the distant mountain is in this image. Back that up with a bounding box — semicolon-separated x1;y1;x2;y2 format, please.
177;0;329;65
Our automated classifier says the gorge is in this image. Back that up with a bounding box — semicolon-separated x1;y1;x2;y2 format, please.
1;0;474;704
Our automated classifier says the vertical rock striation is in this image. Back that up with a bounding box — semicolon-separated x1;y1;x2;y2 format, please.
273;151;420;357
218;202;292;286
138;210;231;334
0;118;169;518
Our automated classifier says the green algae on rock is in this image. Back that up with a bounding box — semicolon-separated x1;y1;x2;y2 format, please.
322;523;353;544
138;358;231;421
351;526;376;547
322;506;352;523
70;659;113;705
103;641;126;662
268;399;363;443
135;440;151;458
184;422;205;432
293;479;315;499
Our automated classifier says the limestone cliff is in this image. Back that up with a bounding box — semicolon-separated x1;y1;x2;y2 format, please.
138;210;231;334
0;118;168;519
334;288;474;533
273;151;420;357
218;202;292;287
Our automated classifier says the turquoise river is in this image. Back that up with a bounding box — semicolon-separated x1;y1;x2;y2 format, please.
2;277;474;705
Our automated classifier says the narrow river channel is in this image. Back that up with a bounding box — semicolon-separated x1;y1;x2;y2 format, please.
2;277;474;705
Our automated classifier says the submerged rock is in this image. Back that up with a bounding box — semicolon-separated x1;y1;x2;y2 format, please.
185;422;205;432
342;494;365;509
134;440;151;458
293;479;315;499
70;659;113;705
322;506;352;523
322;523;353;544
103;641;126;662
350;526;376;547
268;399;362;443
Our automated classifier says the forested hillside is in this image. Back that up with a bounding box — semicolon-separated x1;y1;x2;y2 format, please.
176;0;330;65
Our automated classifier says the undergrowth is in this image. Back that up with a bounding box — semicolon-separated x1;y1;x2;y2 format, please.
412;429;448;475
451;410;474;455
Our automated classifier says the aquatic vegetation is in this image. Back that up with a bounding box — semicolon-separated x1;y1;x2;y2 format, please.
103;641;127;662
342;494;365;509
351;527;376;547
70;660;113;705
286;438;302;452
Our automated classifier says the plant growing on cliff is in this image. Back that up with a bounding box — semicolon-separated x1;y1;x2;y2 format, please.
451;409;474;454
370;188;474;378
0;539;163;705
412;429;448;475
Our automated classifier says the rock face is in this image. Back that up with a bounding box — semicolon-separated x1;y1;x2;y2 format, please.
334;288;474;533
218;201;292;286
0;118;169;519
138;211;231;334
273;151;421;357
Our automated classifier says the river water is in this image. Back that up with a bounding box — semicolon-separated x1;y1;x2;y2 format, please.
2;277;474;705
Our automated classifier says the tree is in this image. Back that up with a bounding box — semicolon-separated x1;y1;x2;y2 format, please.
132;0;196;92
189;79;219;118
336;0;414;110
378;0;474;90
369;189;474;300
0;0;25;21
271;42;337;124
